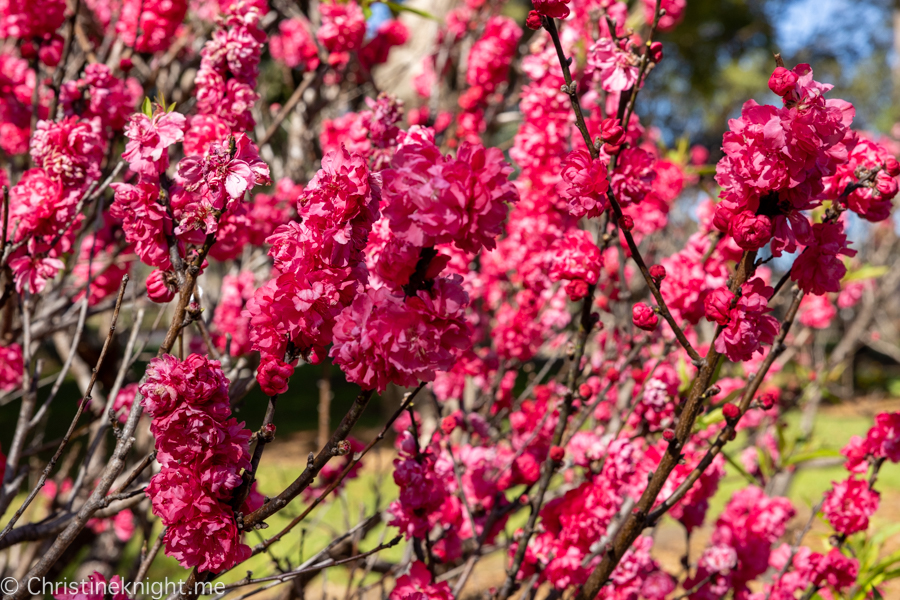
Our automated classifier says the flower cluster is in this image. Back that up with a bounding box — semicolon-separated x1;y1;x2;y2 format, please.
705;278;780;361
195;1;266;131
714;64;854;258
141;354;253;572
246;147;379;386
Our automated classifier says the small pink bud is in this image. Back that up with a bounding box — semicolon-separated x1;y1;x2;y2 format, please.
704;287;734;326
441;416;457;435
875;171;898;198
549;446;565;461
605;368;620;382
649;264;666;283
146;270;176;304
619;215;634;231
632;302;658;332
768;66;798;97
759;393;776;410
264;423;276;434
722;403;740;420
662;429;675;441
649;41;663;63
119;57;134;72
525;10;543;30
20;41;37;59
599;117;624;145
578;383;593;399
885;157;900;177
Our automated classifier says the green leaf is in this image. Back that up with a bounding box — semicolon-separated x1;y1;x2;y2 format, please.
694;407;724;430
141;97;152;117
844;265;889;282
168;102;176;113
383;1;437;20
782;447;843;466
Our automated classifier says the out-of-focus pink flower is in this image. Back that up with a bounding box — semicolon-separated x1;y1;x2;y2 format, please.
0;343;23;393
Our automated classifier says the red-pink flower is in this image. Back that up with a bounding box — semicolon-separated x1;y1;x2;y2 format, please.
867;411;900;462
389;561;453;600
122;108;186;176
560;149;610;218
791;221;856;296
330;277;472;392
317;1;366;55
713;278;779;362
0;342;23;392
549;230;604;301
587;38;640;93
822;476;879;535
258;355;294;396
768;67;799;96
531;0;570;19
30;116;105;189
632;302;659;331
382;137;518;253
52;572;130;600
269;17;320;71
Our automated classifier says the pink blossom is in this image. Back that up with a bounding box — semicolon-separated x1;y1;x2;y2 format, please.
713;278;780;362
531;0;570;19
791;221;856;296
549;230;603;301
270;17;320;71
560;149;610;218
52;572;130;600
866;411;900;462
330;277;472;392
382;137;518;253
643;0;686;32
164;505;251;572
822;476;879;535
390;561;453;600
587;38;640;93
317;1;366;55
257;356;294;396
768;67;799;96
632;302;659;331
0;342;23;392
798;293;836;329
30;116;105;189
122;109;186;176
146;269;177;304
116;0;189;53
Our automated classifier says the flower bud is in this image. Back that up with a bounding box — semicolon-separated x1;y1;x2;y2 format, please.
704;287;734;326
632;302;659;331
884;156;900;177
549;445;565;461
662;429;675;441
119;57;134;73
600;117;625;146
578;383;593;399
768;66;798;96
649;264;666;285
146;269;176;304
441;415;457;435
619;215;634;231
649;41;663;63
722;402;741;421
525;10;543;30
875;171;898;198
